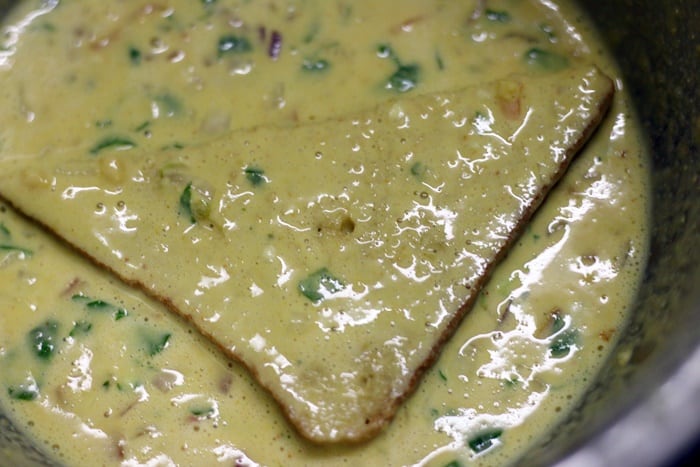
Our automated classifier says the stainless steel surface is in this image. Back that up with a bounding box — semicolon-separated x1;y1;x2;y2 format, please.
522;0;700;465
559;346;700;467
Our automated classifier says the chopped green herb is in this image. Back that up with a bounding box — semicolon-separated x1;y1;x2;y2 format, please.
301;58;330;72
435;50;445;70
89;299;115;312
377;44;420;92
95;119;113;128
71;294;128;320
387;64;420;92
549;329;578;357
89;136;136;155
179;182;196;224
102;379;132;392
178;181;212;223
114;308;128;321
28;320;60;361
217;35;252;57
503;376;519;388
69;320;92;337
438;369;447;382
71;293;90;304
134;121;150;132
8;380;39;401
303;22;321;43
0;244;33;256
377;43;394;59
468;429;503;453
485;9;511;23
144;332;172;356
0;224;29;257
128;46;142;65
524;47;569;71
244;166;268;186
189;405;215;417
298;267;346;302
442;461;464;467
86;299;111;310
410;161;426;177
161;142;185;150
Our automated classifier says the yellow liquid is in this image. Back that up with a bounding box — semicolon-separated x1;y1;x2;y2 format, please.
0;0;648;465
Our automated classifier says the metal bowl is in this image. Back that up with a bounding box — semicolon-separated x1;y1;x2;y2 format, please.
524;1;700;465
0;0;698;465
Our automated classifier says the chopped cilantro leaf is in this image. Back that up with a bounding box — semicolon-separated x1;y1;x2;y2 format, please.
179;182;196;224
69;320;92;337
302;58;330;72
190;405;215;417
95;119;113;128
298;268;346;302
303;22;321;43
377;43;394;60
128;46;142;65
387;64;419;92
134;121;150;132
28;320;60;361
524;48;569;71
468;429;503;453
8;380;39;401
485;9;511;22
0;244;33;256
89;136;136;155
435;50;445;70
217;35;252;56
244;166;268;186
549;329;578;357
71;294;129;321
410;161;426;177
114;308;128;320
144;332;172;356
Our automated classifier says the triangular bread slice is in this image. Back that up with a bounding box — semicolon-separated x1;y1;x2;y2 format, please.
0;66;613;443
